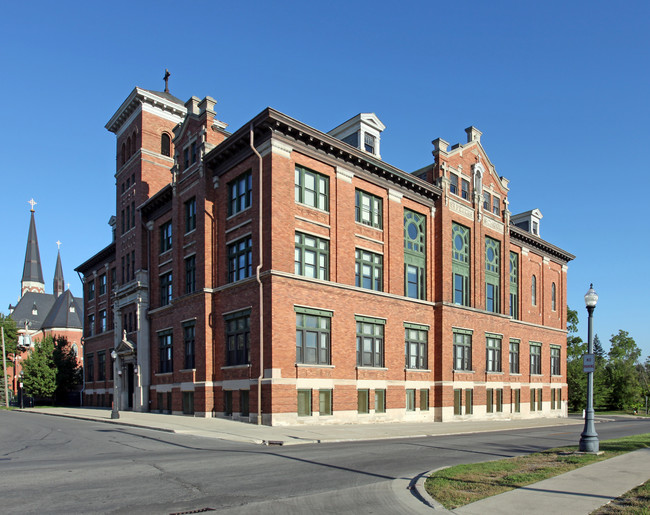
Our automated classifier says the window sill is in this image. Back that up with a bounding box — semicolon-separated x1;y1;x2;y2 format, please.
296;202;330;215
155;372;173;377
405;368;431;372
296;363;334;368
510;372;522;376
184;228;196;237
355;221;383;232
179;368;196;373
221;364;251;370
487;371;504;375
356;366;388;371
226;206;252;221
453;369;475;373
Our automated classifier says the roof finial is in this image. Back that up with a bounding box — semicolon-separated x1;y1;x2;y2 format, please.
28;198;37;212
164;69;170;93
56;240;62;250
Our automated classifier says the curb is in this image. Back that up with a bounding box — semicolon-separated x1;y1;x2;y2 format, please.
413;467;453;512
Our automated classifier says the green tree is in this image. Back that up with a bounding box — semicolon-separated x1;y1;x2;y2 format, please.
0;314;18;393
605;330;642;410
566;307;587;411
52;336;81;402
593;334;605;361
21;337;56;400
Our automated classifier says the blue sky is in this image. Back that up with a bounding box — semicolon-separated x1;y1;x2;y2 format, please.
1;1;648;359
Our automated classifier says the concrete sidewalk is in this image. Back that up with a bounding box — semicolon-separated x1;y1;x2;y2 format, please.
18;406;584;445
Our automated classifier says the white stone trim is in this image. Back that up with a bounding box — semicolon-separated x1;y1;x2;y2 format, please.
257;138;293;158
336;166;354;183
449;198;475;221
388;189;403;203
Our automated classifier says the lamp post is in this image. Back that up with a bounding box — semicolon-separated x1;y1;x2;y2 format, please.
111;350;120;419
579;283;599;453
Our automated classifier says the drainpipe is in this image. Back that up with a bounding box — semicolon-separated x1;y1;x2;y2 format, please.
250;123;264;425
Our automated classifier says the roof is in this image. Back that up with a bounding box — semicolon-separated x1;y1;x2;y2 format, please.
10;291;56;331
41;290;83;330
509;224;575;263
143;89;185;107
22;211;44;285
75;242;115;275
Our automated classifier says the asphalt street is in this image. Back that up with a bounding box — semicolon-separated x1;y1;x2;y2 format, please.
1;411;648;514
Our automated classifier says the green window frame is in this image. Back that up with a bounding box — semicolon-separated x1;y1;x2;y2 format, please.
356;316;385;368
550;345;561;376
295;307;332;365
355;249;383;291
404;209;426;300
160;221;172;253
295;165;329;211
375;389;386;413
355;189;382;228
509;339;520;374
358;389;369;414
228;236;252;282
228;171;252;216
295;232;329;280
452;223;470;306
486;335;502;372
485;237;500;313
319;389;332;416
405;323;428;369
453;330;472;371
538;388;543;410
465;388;473;414
406;389;416;411
496;389;503;412
513;389;521;413
486;388;494;413
551;388;556;410
509;252;519;319
225;309;251;366
297;389;312;417
530;388;536;411
530;343;542;375
454;389;462;415
420;389;429;411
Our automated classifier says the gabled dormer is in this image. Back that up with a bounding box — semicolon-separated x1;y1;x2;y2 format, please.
329;113;386;159
511;209;543;237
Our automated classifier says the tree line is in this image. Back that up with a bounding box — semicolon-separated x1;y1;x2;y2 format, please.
567;307;649;413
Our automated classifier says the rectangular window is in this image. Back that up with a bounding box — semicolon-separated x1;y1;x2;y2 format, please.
364;133;376;154
224;391;233;416
483;191;491;210
356;317;384;368
131;201;135;228
99;274;107;296
551;388;556;410
99;310;107;333
88;281;95;300
355;190;382;229
121;256;125;284
404;210;426;300
295;165;329;211
225;310;251;366
465;389;473;415
228;236;252;282
449;173;459;195
183;392;195;415
496;389;503;412
183;147;190;170
509;252;519;319
530;344;541;375
486;388;494;413
295;307;331;365
509;340;520;374
125;205;130;231
240;390;249;417
191;141;197;164
485;237;500;313
297;389;312;417
185;198;196;233
160;272;172;306
355;249;383;291
228;171;252;216
294;232;329;280
461;178;470;200
111;268;116;288
420;389;429;411
160;221;172;253
514;389;521;413
452;223;470;306
405;324;428;369
453;331;472;371
319;390;332;416
357;389;369;414
183;322;195;369
486;336;502;373
557;388;562;408
87;314;95;337
97;352;106;381
454;389;462;415
406;389;416;411
375;389;386;413
492;196;500;215
131;251;135;280
185;255;196;294
530;389;536;411
159;331;173;373
86;354;94;381
538;388;543;410
551;346;561;376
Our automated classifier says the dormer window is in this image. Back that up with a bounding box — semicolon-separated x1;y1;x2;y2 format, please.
328;113;385;159
532;221;539;235
511;209;543;237
32;303;38;316
364;133;376;154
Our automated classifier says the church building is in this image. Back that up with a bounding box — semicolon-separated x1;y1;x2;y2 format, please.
76;75;574;425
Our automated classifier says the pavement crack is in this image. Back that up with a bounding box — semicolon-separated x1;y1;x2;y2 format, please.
146;461;204;496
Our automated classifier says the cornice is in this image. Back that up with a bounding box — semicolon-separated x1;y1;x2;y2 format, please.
509;225;575;263
106;87;187;134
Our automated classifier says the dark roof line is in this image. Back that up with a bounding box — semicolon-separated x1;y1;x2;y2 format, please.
509;224;575;263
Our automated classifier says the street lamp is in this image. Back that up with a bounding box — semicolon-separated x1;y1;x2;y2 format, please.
579;283;599;453
111;350;120;419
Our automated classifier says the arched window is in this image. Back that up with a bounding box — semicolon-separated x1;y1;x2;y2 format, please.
551;282;557;311
131;132;137;155
71;343;78;357
121;142;126;165
532;275;537;306
161;133;171;157
126;136;132;158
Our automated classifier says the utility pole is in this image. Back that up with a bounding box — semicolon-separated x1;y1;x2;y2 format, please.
2;327;9;407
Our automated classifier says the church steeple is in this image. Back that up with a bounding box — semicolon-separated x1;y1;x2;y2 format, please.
21;199;45;296
53;242;64;298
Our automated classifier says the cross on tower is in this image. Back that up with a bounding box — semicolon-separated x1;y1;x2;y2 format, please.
164;69;170;93
28;198;37;212
56;240;62;250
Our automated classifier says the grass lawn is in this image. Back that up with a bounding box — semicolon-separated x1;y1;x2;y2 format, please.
592;479;650;514
424;433;650;510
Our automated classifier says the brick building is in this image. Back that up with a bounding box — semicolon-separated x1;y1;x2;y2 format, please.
76;80;574;425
